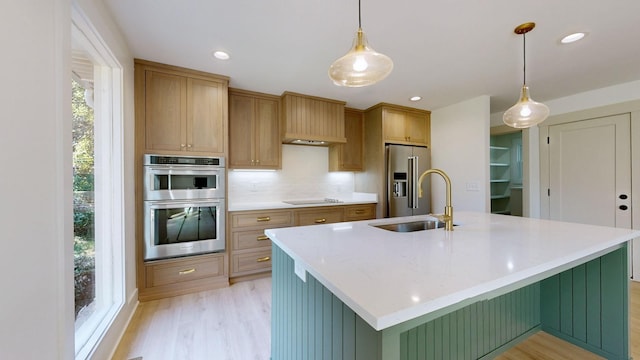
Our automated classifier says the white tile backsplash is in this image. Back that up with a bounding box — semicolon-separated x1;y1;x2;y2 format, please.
228;144;355;203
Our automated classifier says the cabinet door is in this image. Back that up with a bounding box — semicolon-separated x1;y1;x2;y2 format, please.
382;108;409;143
405;112;429;146
229;94;255;167
254;97;281;168
187;78;226;154
145;70;186;152
330;109;364;171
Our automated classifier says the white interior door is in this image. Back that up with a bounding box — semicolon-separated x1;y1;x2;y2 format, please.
548;113;633;274
549;114;631;226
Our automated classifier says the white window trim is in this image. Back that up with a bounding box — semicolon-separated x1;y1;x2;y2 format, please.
71;4;125;359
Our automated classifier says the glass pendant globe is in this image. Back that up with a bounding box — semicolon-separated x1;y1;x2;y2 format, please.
503;86;549;128
328;28;393;87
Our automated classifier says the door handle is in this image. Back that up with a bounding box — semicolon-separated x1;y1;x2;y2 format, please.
619;205;629;211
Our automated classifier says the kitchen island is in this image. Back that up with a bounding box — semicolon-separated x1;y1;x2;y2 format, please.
265;212;640;360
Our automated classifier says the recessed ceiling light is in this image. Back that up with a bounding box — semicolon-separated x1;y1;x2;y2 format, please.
212;50;230;60
410;96;422;102
561;32;586;44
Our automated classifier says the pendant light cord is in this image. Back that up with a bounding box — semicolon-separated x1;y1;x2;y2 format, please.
522;32;527;86
358;0;362;28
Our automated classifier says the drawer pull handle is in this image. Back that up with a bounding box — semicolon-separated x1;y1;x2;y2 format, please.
355;210;365;214
257;235;270;241
315;218;327;224
178;268;196;275
257;216;271;222
256;256;271;263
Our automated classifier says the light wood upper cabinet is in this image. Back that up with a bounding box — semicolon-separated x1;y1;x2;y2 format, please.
329;108;364;171
187;78;227;154
281;92;347;144
144;71;186;152
229;89;281;169
378;104;431;146
136;59;229;156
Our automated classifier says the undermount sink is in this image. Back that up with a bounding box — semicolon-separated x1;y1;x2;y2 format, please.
372;219;450;232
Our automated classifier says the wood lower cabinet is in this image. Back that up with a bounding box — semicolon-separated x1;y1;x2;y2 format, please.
229;88;281;169
228;204;376;282
228;209;294;281
140;253;228;301
343;204;376;221
296;207;344;225
231;248;273;276
135;59;229;156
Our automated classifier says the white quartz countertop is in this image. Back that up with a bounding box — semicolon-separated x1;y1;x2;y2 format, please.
228;192;377;212
265;212;640;331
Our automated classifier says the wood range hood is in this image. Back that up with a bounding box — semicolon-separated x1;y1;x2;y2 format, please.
281;91;347;146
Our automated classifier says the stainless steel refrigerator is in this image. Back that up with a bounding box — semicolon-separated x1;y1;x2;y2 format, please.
386;144;431;217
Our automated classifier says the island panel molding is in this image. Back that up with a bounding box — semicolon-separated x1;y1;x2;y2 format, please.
540;246;628;360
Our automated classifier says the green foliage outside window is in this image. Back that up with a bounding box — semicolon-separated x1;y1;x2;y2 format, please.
72;79;96;316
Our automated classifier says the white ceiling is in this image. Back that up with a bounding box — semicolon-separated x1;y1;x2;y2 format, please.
103;0;640;114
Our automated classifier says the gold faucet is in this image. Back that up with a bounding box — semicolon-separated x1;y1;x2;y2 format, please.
417;169;454;231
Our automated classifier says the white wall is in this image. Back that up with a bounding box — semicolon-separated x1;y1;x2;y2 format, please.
229;145;355;204
0;0;73;358
430;96;491;213
0;1;136;359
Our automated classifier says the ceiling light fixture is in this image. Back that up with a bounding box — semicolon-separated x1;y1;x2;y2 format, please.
561;32;586;44
328;0;393;87
212;50;230;60
410;96;422;102
503;22;549;129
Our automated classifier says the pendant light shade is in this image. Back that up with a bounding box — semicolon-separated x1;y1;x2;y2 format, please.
328;1;393;87
503;22;549;128
503;85;550;128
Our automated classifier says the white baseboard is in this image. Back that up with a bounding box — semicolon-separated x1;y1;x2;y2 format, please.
89;289;139;360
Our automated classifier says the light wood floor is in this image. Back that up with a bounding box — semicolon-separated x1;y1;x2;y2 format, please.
112;278;272;360
113;279;640;360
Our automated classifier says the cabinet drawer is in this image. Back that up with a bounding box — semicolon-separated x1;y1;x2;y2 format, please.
231;248;272;275
232;229;272;251
344;204;376;221
145;254;225;288
230;210;294;230
296;208;344;226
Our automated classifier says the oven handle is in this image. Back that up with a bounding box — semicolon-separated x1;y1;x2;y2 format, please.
145;199;224;208
146;166;224;173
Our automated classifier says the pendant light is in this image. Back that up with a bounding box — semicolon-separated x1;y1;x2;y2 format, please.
503;22;549;128
328;0;393;87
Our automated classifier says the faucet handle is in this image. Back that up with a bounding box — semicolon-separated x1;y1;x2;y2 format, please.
428;213;450;221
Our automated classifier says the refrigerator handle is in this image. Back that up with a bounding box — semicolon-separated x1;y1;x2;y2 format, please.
408;156;419;209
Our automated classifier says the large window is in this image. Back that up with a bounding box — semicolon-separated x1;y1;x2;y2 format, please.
72;7;125;359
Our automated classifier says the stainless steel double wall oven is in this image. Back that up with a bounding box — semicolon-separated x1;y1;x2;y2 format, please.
143;154;226;260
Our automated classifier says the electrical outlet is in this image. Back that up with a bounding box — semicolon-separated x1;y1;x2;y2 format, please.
466;182;479;192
